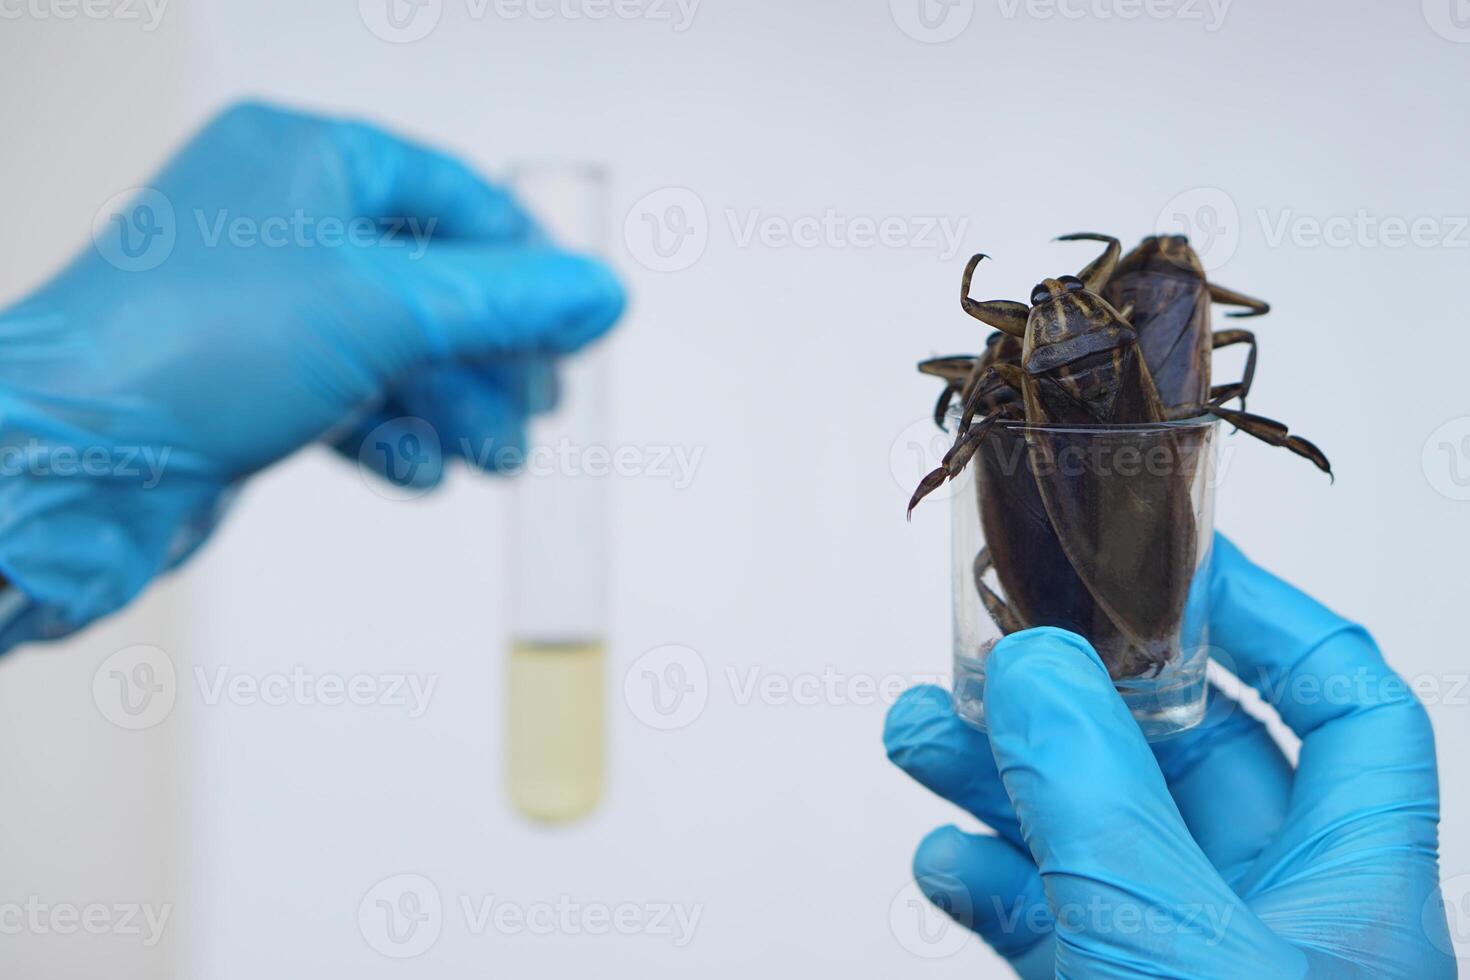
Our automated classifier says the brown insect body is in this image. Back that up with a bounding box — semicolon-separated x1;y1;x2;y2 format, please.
1097;233;1267;409
1105;237;1216;406
971;425;1126;650
910;233;1330;678
1017;276;1164;428
1004;270;1198;677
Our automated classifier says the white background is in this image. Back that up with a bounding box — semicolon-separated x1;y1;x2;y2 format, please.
1;0;1468;976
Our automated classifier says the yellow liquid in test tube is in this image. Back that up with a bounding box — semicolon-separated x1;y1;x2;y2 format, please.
504;164;610;824
508;638;605;822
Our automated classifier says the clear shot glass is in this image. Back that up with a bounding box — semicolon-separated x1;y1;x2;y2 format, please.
504;164;610;822
950;416;1218;740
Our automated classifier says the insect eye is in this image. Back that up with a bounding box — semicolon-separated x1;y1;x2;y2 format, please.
1169;235;1189;248
1029;284;1051;305
1059;275;1086;292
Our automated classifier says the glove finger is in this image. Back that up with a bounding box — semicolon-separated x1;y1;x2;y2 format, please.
913;826;1056;975
332;115;532;241
331;408;445;491
357;243;624;360
1149;682;1293;882
395;365;527;473
983;628;1289;970
505;353;561;416
885;679;1292;887
884;685;1026;849
1207;534;1440;879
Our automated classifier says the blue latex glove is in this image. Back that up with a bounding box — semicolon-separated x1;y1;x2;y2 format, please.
0;102;624;649
885;535;1455;978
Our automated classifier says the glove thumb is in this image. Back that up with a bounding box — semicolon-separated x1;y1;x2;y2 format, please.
982;628;1293;974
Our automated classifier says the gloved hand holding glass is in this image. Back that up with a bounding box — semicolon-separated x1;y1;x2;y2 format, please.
885;535;1456;978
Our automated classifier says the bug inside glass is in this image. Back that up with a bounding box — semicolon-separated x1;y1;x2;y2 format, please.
949;414;1218;740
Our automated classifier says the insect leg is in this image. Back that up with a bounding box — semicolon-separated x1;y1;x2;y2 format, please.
960;254;1029;337
973;546;1024;635
917;356;978;430
932;384;958;430
1206;327;1258;409
906;406;1020;518
943;410;1011;478
1055;232;1121;292
956;367;1001;432
1208;281;1270;317
1174;403;1333;478
917;355;978;386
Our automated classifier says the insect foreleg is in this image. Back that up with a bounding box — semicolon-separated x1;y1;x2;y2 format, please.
960;254;1029;336
906;404;1022;518
1054;232;1121;293
1171;403;1333;478
1207;327;1258;409
1208;281;1271;318
973;546;1024;635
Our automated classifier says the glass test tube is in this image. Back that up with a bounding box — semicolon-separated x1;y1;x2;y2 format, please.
505;164;609;823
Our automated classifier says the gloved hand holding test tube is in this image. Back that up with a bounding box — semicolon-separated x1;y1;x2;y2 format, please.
505;165;611;823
